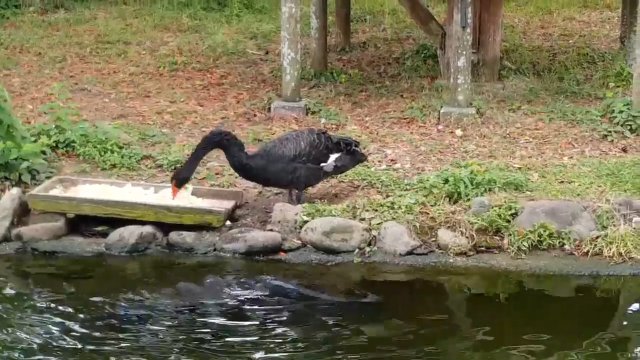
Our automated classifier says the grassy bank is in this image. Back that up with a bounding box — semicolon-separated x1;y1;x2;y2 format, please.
1;0;638;261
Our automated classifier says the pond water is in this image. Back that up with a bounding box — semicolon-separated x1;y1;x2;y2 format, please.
0;255;640;359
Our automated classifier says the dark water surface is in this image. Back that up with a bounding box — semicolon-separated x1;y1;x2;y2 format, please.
0;255;639;359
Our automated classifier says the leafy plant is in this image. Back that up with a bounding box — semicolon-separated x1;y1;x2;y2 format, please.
0;87;52;185
598;97;640;141
414;162;530;204
469;201;522;235
153;145;188;171
30;103;145;171
306;100;346;125
507;222;574;257
579;227;640;263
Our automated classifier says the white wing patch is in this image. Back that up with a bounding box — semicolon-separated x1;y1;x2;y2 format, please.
320;153;342;172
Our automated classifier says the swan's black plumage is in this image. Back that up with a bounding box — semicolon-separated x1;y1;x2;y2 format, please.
171;128;367;204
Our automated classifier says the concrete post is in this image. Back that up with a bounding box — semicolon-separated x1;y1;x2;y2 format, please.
271;0;307;117
310;0;328;71
440;0;477;121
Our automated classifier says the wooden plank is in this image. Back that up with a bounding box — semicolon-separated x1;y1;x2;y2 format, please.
26;176;243;227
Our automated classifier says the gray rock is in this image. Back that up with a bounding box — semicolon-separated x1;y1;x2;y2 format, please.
469;197;491;215
166;231;218;254
300;217;370;254
216;228;282;255
437;228;471;255
613;198;640;225
11;221;69;243
267;202;303;235
514;200;598;241
0;241;24;255
267;203;305;251
376;221;421;256
105;225;163;255
30;236;106;256
633;217;640;229
282;238;305;251
27;212;67;226
412;242;437;255
0;188;28;242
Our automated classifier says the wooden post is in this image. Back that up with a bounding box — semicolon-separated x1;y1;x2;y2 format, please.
440;0;476;120
476;0;504;82
632;1;640;110
271;0;306;117
310;0;328;71
335;0;351;49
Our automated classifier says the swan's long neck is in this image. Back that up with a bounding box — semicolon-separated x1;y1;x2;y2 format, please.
220;140;253;178
180;137;219;178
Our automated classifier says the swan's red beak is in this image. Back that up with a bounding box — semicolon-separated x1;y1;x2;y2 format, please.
171;182;179;199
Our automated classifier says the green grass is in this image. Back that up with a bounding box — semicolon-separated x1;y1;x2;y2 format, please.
304;156;639;260
530;158;640;200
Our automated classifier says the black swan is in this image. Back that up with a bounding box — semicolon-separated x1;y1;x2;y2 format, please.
170;128;367;204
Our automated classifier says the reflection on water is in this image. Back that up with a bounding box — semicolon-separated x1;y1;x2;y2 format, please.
0;255;639;359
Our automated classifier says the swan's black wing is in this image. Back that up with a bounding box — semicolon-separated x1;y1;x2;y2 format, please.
255;128;360;165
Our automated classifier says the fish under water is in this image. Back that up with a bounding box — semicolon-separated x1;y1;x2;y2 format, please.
173;275;381;305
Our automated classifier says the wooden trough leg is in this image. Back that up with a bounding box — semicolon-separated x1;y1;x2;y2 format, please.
440;0;476;121
311;0;328;71
336;0;351;50
271;0;307;118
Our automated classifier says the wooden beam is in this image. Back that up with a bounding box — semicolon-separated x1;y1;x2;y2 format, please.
398;0;445;46
476;0;503;82
280;0;302;102
310;0;328;71
335;0;351;49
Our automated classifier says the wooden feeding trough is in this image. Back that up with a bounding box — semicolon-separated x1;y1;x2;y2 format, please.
26;176;243;228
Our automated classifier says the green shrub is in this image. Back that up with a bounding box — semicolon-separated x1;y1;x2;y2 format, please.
598;97;640;141
30;103;145;171
0;87;51;185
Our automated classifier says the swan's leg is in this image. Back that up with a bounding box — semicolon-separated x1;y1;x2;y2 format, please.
295;190;305;204
288;189;295;204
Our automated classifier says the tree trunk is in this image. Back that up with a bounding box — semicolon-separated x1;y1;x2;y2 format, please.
335;0;351;49
476;0;503;82
632;0;640;110
310;0;328;71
